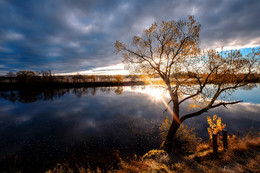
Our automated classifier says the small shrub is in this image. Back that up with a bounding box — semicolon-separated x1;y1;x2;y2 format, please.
207;115;226;143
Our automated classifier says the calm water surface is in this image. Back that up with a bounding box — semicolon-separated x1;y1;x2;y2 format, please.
0;85;259;172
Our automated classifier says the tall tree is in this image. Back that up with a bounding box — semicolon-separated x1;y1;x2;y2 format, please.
115;16;259;152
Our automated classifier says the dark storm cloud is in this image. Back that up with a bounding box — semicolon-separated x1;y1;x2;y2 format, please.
0;0;259;74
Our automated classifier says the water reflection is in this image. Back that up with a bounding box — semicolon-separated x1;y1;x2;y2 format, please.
0;84;258;104
0;85;259;172
0;86;124;103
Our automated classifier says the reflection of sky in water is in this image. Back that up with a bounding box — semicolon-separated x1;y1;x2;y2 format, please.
228;85;260;104
0;85;259;172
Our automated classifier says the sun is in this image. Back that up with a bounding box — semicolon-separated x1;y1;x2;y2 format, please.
147;87;164;101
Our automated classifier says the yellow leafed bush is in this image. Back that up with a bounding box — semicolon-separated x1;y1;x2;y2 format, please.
207;115;226;142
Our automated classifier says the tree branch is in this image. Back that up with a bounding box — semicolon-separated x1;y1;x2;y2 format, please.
180;100;242;122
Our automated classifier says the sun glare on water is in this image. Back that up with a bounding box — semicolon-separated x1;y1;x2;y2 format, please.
124;85;175;118
124;86;167;101
147;87;164;101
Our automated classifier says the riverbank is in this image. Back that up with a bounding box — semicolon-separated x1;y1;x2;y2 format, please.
46;132;260;173
116;134;260;172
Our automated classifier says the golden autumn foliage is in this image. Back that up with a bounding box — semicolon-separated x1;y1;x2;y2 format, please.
159;115;171;141
207;115;226;141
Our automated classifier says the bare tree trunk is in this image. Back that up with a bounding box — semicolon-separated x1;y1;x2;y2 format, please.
163;88;182;153
164;117;180;152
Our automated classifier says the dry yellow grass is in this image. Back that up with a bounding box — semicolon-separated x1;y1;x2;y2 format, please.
46;133;260;173
114;134;260;173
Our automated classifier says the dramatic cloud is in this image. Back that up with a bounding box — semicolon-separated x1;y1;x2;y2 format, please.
0;0;259;74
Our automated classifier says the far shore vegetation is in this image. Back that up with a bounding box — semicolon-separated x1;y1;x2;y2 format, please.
0;70;144;90
0;70;259;90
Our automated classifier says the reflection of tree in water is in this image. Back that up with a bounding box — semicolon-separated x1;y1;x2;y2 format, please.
91;87;97;95
73;88;83;98
0;90;18;103
0;86;124;103
114;87;123;95
0;89;70;103
99;87;112;94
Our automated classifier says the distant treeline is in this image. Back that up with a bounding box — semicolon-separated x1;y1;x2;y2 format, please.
0;70;259;90
0;71;145;90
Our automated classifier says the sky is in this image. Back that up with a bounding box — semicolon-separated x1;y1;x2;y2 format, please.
0;0;260;75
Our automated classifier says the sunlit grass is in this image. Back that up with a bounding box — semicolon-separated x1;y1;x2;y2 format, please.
115;132;260;173
46;130;260;173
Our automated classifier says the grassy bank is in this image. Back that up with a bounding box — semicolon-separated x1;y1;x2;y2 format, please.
116;133;260;173
46;132;260;173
